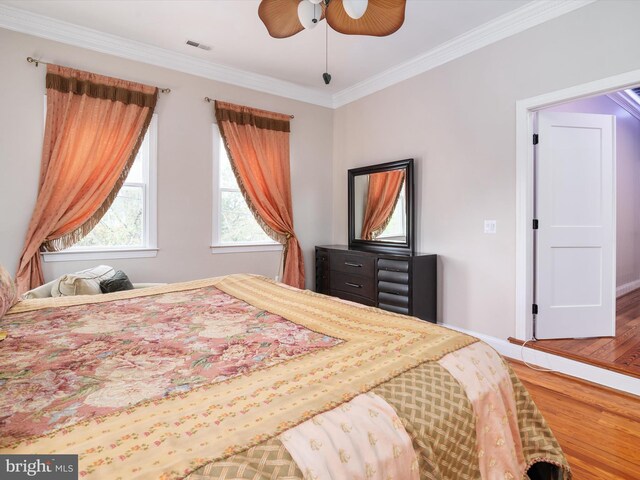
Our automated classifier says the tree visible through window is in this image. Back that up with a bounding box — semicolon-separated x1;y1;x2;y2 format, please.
75;185;144;248
217;135;274;244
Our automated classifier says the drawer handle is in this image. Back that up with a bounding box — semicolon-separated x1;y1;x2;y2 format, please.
345;262;363;268
345;282;362;288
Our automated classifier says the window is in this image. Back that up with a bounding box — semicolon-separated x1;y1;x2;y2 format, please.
211;125;281;253
43;115;158;261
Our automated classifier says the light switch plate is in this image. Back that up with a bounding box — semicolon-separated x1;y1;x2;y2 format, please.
484;220;497;234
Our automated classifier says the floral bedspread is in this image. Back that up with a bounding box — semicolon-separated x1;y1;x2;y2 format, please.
0;274;570;480
0;284;340;442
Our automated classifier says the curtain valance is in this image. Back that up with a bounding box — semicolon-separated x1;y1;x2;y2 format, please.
46;73;157;108
215;102;291;133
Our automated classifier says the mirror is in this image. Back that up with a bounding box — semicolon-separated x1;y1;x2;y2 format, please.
348;159;414;254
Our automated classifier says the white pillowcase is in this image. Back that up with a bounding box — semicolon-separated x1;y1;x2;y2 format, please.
22;279;58;299
51;265;116;297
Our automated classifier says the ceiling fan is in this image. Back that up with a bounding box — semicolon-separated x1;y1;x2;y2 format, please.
259;0;407;85
259;0;407;39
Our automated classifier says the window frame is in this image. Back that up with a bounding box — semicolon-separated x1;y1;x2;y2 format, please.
42;114;159;262
210;123;282;255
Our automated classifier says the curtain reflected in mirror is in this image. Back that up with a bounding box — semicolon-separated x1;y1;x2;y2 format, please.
349;158;413;253
353;169;406;243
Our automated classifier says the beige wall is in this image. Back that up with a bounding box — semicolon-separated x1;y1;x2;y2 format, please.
544;94;640;289
332;1;640;339
0;28;333;287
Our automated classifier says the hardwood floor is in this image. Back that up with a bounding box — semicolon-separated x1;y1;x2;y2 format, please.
509;289;640;378
509;360;640;479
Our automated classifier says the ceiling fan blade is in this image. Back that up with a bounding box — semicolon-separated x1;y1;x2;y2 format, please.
258;0;305;38
326;0;406;37
259;0;326;39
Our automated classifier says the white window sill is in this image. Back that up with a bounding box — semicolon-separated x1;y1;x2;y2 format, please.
210;243;283;254
42;248;159;262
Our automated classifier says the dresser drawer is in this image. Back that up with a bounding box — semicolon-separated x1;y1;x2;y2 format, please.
378;281;409;296
330;251;375;277
378;302;409;315
378;270;409;284
315;248;330;294
330;271;375;300
378;291;409;308
378;258;409;273
330;289;376;307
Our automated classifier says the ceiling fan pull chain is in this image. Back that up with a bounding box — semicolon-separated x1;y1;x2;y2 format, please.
323;20;331;85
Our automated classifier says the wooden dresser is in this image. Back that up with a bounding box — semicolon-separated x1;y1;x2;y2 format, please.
315;245;437;323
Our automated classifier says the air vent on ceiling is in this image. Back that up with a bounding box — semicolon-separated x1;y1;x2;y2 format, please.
632;87;640;97
186;40;211;51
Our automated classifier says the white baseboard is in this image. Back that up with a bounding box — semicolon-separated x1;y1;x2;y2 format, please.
442;323;640;396
616;279;640;298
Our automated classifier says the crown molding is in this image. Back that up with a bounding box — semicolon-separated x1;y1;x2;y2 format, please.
0;1;595;110
0;4;334;108
607;90;640;122
332;0;597;108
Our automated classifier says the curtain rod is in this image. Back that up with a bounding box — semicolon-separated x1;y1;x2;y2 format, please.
27;57;171;93
204;97;294;118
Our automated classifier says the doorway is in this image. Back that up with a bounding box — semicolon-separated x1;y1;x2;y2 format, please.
514;71;640;378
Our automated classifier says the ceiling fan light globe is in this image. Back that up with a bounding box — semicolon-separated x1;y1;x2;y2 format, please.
298;0;321;29
308;0;323;4
343;0;368;19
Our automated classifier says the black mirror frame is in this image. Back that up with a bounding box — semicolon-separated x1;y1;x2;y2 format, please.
348;158;415;254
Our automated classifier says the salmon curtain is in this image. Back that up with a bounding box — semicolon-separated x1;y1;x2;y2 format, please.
15;65;158;293
361;170;405;240
214;101;304;289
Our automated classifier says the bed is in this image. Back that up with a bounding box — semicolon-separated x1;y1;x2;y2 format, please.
0;274;570;479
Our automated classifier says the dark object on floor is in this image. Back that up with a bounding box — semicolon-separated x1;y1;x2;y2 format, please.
528;461;563;480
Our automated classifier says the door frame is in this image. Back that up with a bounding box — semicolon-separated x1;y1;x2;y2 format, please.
515;69;640;340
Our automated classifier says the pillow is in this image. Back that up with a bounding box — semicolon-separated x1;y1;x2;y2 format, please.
22;279;57;299
0;264;18;318
100;270;134;293
51;265;116;297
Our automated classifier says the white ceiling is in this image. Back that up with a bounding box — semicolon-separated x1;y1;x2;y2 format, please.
3;0;529;93
0;1;595;106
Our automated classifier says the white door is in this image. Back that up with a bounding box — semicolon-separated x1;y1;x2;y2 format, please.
535;111;616;339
